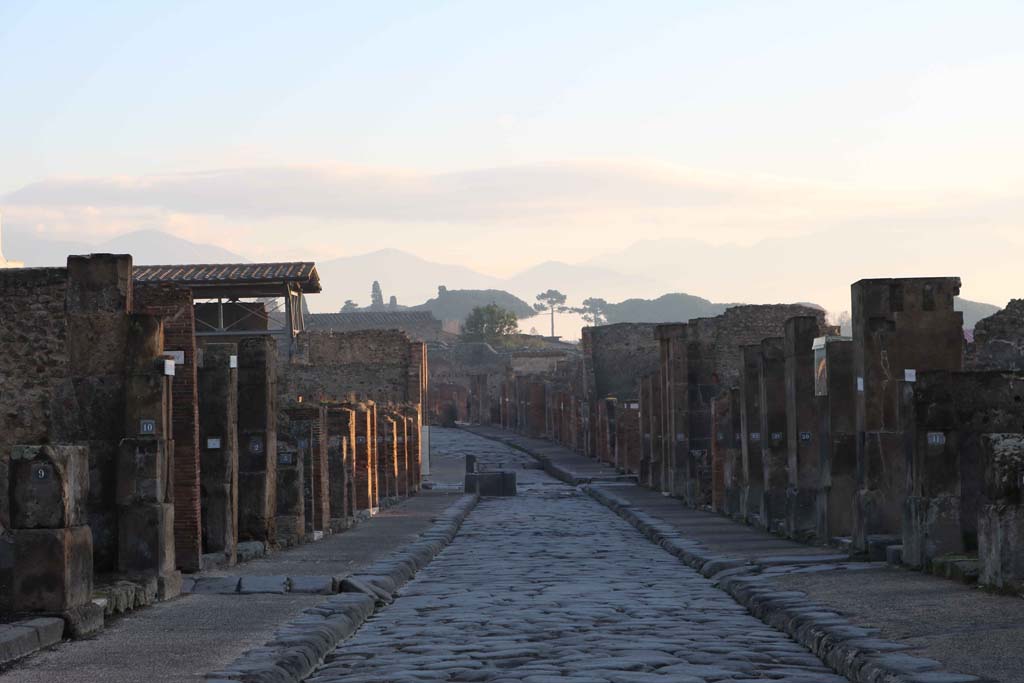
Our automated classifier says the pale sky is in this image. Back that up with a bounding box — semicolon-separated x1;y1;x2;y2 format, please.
2;0;1022;313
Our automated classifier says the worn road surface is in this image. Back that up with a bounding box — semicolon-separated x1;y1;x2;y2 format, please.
307;429;848;683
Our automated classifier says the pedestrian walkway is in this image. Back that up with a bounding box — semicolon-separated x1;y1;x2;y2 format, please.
0;492;462;683
468;425;1023;683
305;444;846;683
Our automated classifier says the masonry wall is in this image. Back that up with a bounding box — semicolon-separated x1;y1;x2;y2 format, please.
281;330;417;405
0;255;137;609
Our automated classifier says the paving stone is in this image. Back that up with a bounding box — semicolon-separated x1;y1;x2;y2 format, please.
304;429;844;683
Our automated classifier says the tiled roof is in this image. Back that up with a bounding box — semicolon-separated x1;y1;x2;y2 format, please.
133;262;320;292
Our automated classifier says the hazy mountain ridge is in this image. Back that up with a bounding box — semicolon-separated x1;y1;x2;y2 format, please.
4;229;1006;331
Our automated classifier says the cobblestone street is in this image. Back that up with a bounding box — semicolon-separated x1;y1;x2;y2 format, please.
306;429;847;683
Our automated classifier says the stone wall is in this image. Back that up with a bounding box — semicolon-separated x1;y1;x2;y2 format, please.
967;299;1024;371
281;330;418;406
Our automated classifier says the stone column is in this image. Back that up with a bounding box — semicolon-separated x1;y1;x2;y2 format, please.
759;337;788;531
784;317;822;540
852;277;963;555
368;402;380;512
119;314;180;598
397;414;410;498
814;335;856;542
978;431;1024;593
326;406;351;532
275;409;307;547
739;345;763;522
197;343;239;566
904;372;1024;569
713;389;741;517
236;337;277;544
351;403;375;513
10;445;102;636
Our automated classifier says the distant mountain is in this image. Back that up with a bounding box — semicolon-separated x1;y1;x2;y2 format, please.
504;260;667;303
3;225;244;267
100;229;245;264
956;297;1002;329
410;287;535;321
602;293;734;324
314;249;503;312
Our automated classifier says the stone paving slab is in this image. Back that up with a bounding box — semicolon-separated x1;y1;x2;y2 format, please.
469;426;1021;683
304;457;846;683
0;492;463;683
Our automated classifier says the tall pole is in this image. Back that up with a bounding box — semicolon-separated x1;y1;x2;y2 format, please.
549;305;555;338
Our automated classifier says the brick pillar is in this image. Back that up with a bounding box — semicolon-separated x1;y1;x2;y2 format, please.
197;343;239;565
381;415;398;501
237;337;277;544
326;406;350;532
351;403;374;512
397;414;410;498
300;405;329;535
368;402;380;511
133;284;201;573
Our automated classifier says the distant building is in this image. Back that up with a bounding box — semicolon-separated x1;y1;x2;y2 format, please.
0;216;24;268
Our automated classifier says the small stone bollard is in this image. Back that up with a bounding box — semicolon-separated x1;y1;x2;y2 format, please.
464;471;516;497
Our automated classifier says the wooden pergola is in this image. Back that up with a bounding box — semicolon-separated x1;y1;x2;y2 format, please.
133;262;321;344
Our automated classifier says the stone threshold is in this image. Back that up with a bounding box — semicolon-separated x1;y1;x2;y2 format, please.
0;618;65;670
205;493;479;682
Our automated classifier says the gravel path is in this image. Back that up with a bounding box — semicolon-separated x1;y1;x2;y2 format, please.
307;429;848;683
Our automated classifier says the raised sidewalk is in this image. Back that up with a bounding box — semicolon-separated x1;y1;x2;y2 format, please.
0;492;465;683
467;425;1024;683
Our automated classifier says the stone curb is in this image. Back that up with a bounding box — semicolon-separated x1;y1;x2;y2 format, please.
0;618;65;668
204;493;479;683
584;484;981;683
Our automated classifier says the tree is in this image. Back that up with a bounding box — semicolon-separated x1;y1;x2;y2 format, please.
534;289;568;338
388;295;398;308
341;299;359;312
573;297;608;326
462;304;519;343
371;281;384;307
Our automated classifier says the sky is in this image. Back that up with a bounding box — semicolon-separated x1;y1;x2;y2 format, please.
1;0;1022;314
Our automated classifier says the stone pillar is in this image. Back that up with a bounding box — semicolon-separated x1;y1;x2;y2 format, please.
814;336;857;542
759;337;788;531
197;343;239;565
351;403;374;513
119;314;180;598
9;445;102;636
784;317;822;540
739;345;763;522
380;414;398;502
649;374;665;492
397;414;410;498
405;404;422;494
687;339;718;509
639;376;654;488
904;372;1024;569
368;402;380;512
296;405;329;536
713;389;741;517
274;418;304;547
657;324;689;500
978;432;1024;593
236;337;277;544
615;399;641;474
852;277;963;554
326;406;352;532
